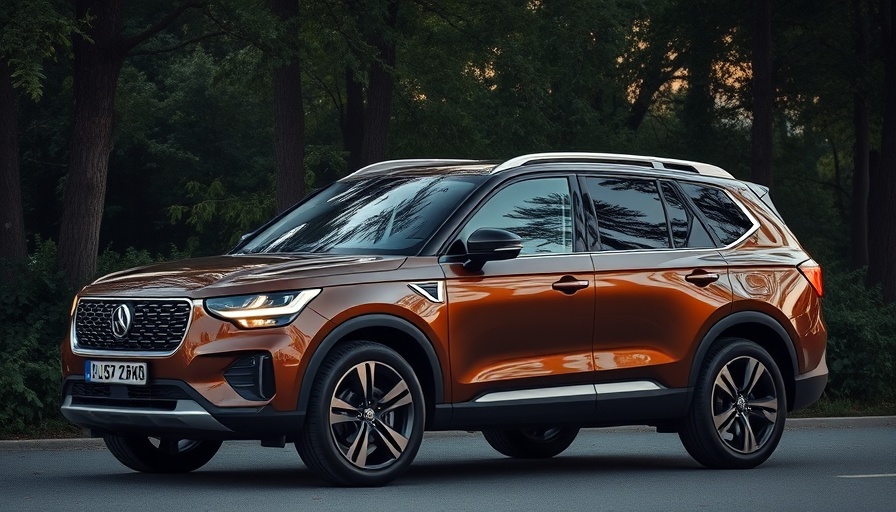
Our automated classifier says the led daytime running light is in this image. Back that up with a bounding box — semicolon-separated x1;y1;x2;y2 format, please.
207;289;321;319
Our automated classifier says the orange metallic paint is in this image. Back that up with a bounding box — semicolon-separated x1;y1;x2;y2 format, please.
62;302;330;412
443;255;595;403
300;277;452;402
591;249;733;389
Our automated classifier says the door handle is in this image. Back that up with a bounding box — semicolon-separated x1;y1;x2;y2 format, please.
552;277;590;294
685;271;720;287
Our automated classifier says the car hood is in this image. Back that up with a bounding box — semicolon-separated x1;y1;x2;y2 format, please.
82;254;407;298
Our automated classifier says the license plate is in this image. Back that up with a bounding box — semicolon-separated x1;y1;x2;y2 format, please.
85;360;147;385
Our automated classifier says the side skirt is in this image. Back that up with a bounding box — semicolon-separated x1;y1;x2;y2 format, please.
430;384;690;431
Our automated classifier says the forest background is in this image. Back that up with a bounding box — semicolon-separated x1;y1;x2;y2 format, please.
1;0;895;436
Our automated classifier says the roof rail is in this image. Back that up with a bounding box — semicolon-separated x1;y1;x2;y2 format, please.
345;159;480;179
491;152;733;179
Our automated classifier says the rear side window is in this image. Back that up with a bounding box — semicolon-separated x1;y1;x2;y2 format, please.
679;183;754;245
585;177;670;250
661;182;715;249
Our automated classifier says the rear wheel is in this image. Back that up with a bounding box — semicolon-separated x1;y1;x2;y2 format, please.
482;427;579;459
103;435;221;473
679;337;786;469
297;341;425;486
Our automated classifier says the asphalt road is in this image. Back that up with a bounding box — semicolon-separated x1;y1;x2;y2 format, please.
1;420;894;512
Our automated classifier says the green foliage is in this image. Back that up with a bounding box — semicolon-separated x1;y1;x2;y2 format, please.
0;240;190;435
167;178;275;248
823;266;896;400
109;45;276;255
0;239;71;432
0;0;86;100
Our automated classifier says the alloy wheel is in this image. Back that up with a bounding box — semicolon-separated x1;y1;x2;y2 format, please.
148;438;202;454
328;361;415;469
711;355;779;454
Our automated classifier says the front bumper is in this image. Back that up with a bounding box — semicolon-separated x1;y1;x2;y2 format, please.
60;377;305;440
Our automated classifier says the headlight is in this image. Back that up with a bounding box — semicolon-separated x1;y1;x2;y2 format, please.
205;289;321;329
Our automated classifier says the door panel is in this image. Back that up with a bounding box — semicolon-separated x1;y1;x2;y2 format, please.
591;250;731;389
444;255;595;403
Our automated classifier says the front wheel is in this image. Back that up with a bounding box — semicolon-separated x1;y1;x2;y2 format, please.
482;427;579;459
297;341;425;486
103;435;221;473
679;338;786;469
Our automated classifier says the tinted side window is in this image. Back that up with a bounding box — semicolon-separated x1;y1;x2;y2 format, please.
585;178;670;250
661;182;715;249
679;183;754;245
461;178;573;255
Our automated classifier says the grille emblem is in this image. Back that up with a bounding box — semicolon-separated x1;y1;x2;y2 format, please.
111;304;133;338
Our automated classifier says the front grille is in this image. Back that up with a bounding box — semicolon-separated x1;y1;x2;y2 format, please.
74;299;191;352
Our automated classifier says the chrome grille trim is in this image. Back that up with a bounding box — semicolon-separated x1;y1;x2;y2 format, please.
71;297;194;358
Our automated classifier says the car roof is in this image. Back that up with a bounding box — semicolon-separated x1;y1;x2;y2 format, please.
341;152;735;181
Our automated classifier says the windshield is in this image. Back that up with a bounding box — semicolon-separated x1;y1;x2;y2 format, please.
236;175;482;255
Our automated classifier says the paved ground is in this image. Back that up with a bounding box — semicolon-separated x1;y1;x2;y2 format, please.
1;418;894;512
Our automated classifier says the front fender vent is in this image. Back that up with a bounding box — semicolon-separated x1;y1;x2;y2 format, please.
408;281;444;303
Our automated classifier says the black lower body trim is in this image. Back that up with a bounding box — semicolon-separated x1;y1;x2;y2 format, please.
792;372;827;411
448;396;596;430
430;388;690;430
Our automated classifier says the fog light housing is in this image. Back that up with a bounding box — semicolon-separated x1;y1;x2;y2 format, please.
224;353;276;401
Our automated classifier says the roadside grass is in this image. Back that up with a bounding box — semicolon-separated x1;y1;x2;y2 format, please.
790;396;896;418
0;419;83;441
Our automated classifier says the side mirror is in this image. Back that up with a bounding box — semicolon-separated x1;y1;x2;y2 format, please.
463;228;523;271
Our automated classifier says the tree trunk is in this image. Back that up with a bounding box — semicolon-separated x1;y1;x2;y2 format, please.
343;67;365;172
57;0;202;287
627;39;681;132
868;0;896;301
0;58;28;280
750;0;774;190
272;0;305;213
851;0;870;269
627;66;670;132
57;0;126;288
359;0;398;167
358;45;396;167
682;13;716;156
343;0;399;171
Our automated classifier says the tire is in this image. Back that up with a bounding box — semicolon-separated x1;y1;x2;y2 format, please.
678;337;787;469
103;435;222;473
482;427;579;459
297;341;425;486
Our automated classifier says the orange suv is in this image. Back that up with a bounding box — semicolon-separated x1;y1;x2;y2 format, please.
60;152;827;486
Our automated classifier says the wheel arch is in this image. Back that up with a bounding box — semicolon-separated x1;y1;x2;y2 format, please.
296;314;444;423
690;311;798;411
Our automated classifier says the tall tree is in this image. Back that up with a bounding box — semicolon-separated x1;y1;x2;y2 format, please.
0;0;82;281
680;0;727;156
750;0;774;189
868;0;896;301
851;0;871;268
340;0;400;171
57;0;207;287
0;59;26;273
625;27;684;132
272;0;305;212
359;0;399;167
